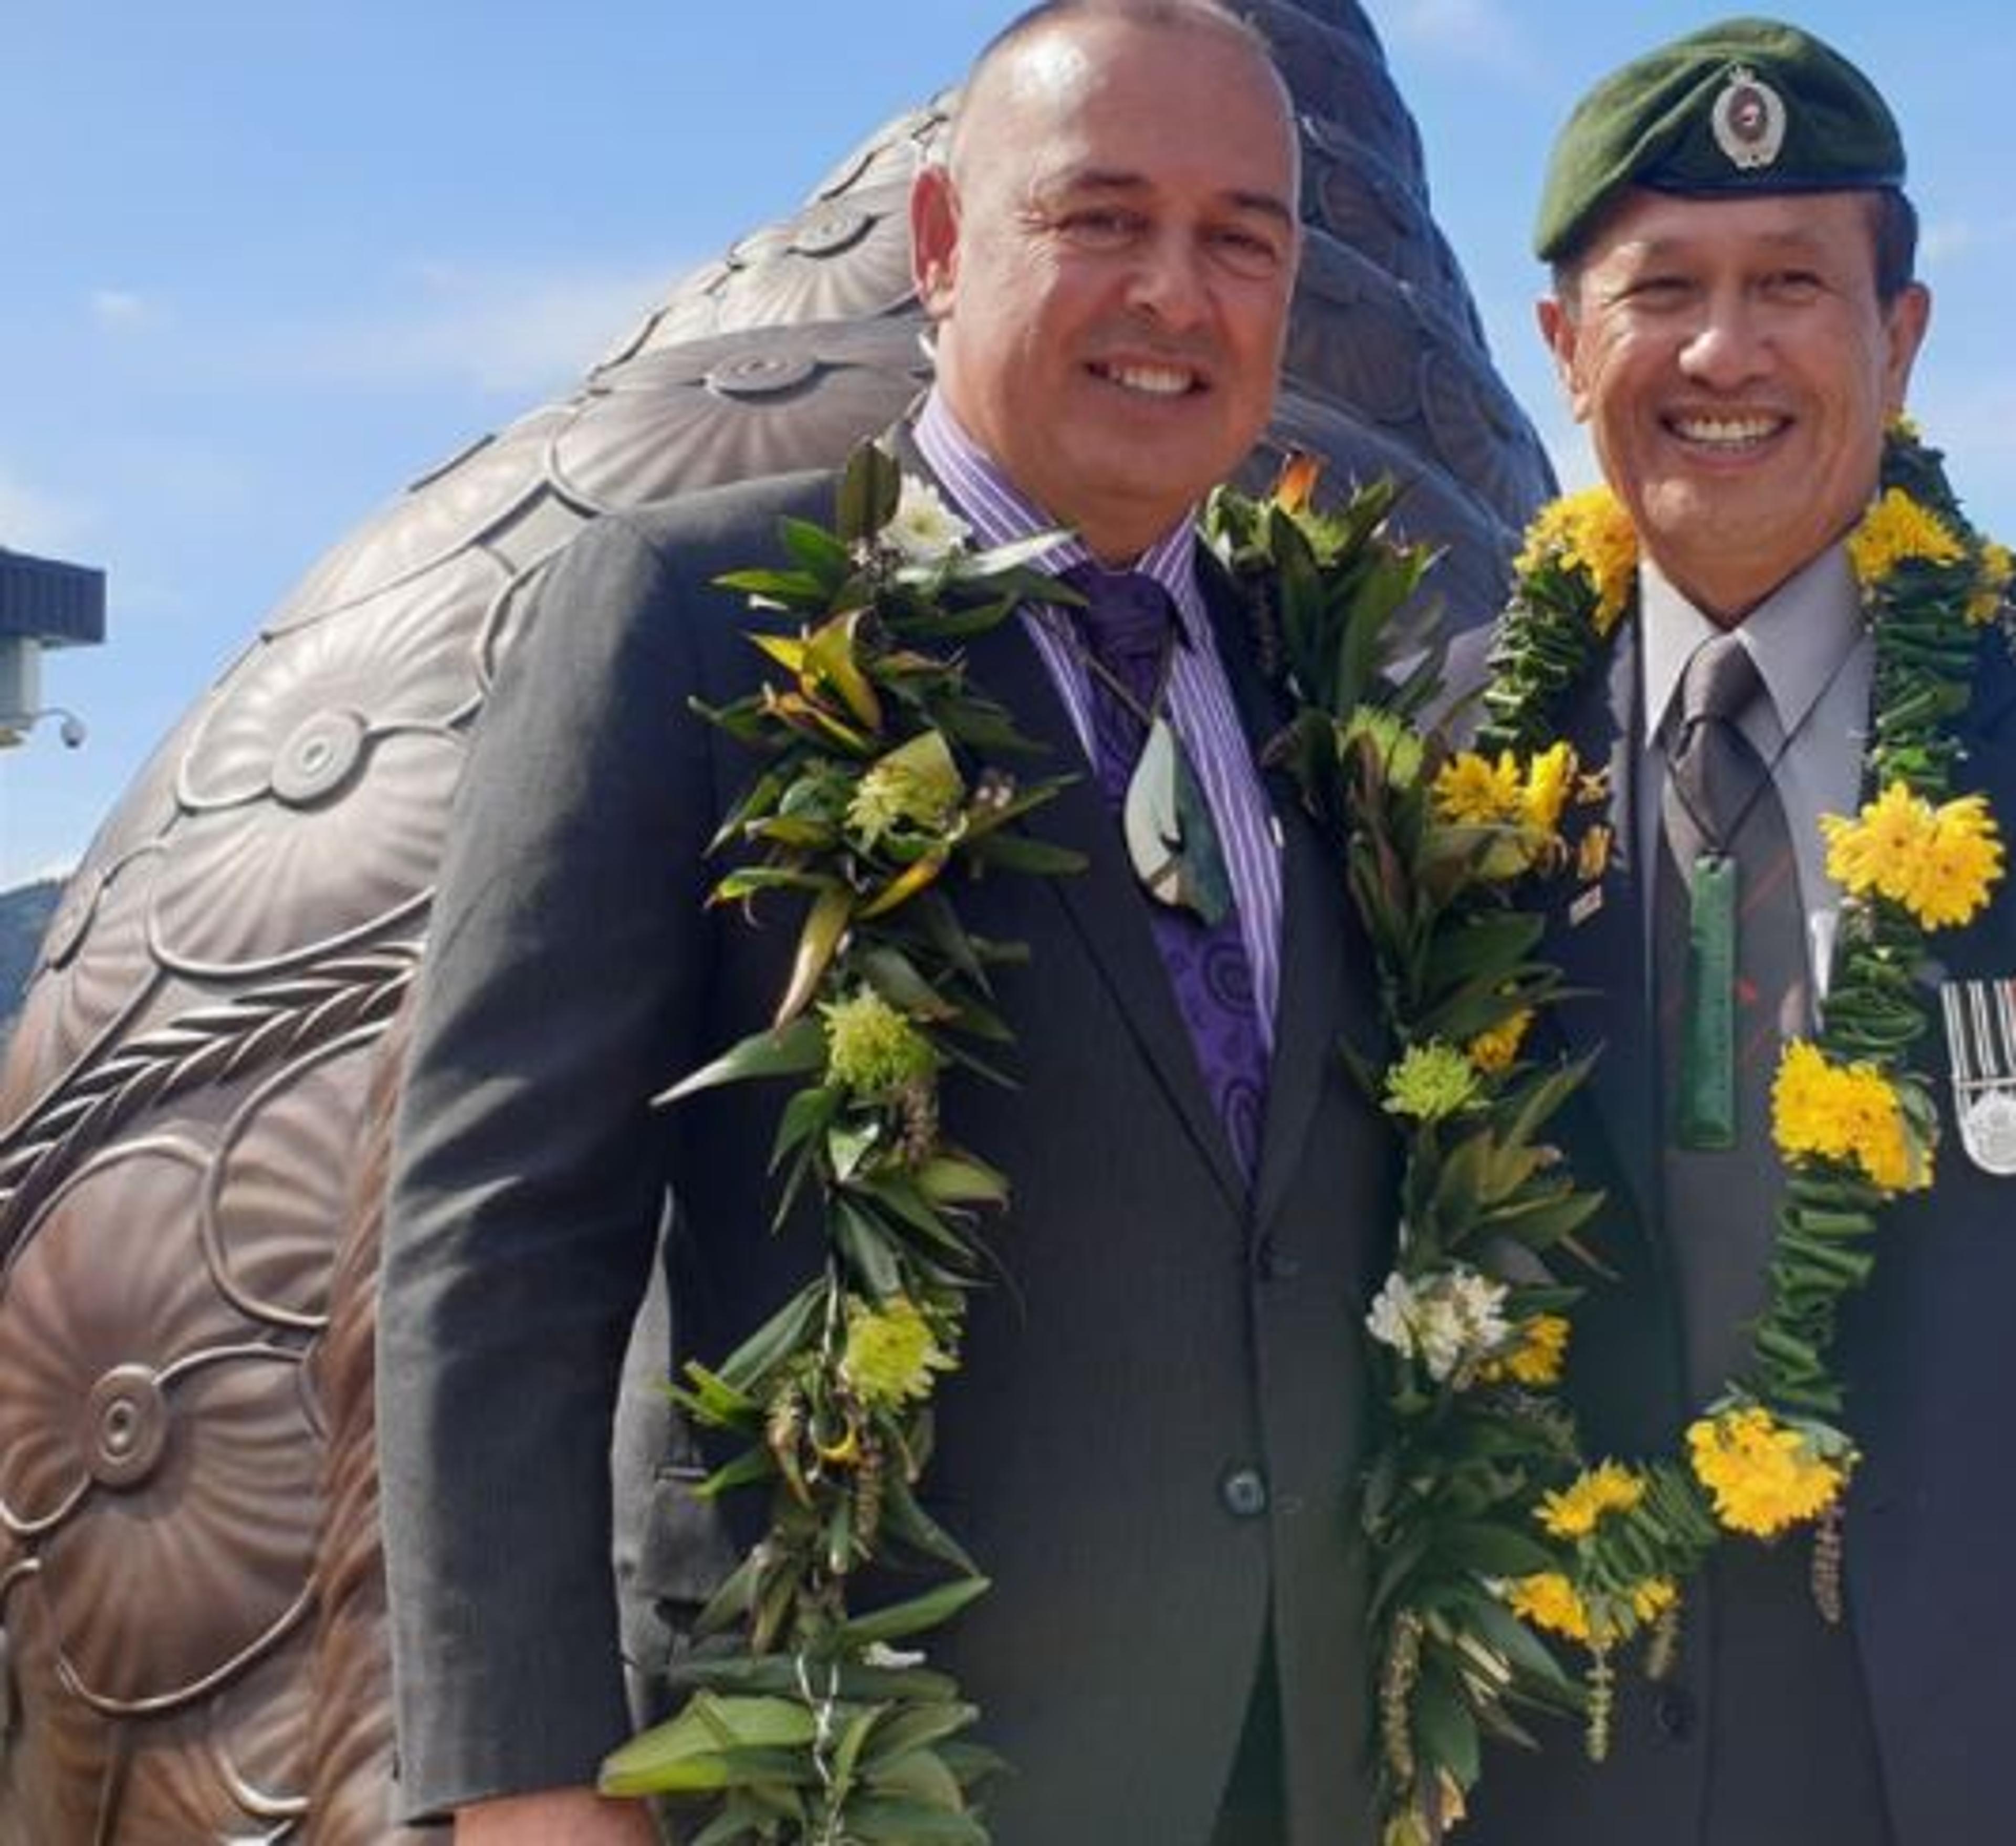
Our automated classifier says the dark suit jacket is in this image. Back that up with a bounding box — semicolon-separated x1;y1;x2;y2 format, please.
376;457;1395;1843
1444;613;2016;1845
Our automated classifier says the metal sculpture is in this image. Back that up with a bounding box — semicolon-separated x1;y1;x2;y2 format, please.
0;4;1552;1838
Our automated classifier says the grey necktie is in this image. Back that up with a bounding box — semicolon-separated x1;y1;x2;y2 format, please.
1655;631;1807;1393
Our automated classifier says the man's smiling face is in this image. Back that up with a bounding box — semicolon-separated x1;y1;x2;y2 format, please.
912;11;1300;563
1541;186;1929;622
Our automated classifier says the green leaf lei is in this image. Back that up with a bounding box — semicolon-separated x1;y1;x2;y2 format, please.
1327;420;2010;1845
603;442;1084;1843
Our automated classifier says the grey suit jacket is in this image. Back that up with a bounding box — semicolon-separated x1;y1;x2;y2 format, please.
1444;612;2016;1845
376;458;1396;1843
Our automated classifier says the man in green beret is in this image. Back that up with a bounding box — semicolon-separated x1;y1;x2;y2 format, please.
1452;17;2016;1844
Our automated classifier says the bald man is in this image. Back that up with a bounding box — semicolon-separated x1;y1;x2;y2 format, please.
377;5;1393;1842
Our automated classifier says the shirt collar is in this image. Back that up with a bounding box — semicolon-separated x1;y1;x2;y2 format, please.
1641;544;1863;747
911;387;1211;647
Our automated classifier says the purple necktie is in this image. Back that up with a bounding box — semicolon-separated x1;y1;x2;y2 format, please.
1062;564;1268;1181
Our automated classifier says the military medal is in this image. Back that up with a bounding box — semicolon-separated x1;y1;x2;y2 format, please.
1941;977;2016;1176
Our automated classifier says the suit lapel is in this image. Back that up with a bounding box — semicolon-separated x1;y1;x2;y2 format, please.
1545;623;1659;1223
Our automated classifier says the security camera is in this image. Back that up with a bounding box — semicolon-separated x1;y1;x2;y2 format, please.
58;713;86;749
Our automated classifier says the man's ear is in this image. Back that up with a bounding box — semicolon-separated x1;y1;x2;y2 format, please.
911;163;960;318
1882;280;1932;418
1537;293;1591;424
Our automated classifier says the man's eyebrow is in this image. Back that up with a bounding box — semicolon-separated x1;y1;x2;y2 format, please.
1042;166;1296;227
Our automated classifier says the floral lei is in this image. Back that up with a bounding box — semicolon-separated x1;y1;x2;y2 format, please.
599;442;1442;1844
597;423;2011;1846
599;443;1085;1843
1338;418;2012;1845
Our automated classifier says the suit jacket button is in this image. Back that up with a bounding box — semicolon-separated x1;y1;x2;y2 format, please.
1254;1239;1301;1281
1221;1466;1269;1518
1653;1683;1697;1741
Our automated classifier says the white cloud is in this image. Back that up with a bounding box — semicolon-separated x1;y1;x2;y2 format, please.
254;257;695;397
0;463;93;555
1381;0;1538;79
88;288;155;332
1920;216;2016;269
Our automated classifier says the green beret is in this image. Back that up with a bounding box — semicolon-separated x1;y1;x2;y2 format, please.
1535;16;1905;261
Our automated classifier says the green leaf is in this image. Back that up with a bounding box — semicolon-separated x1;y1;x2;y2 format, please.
780;514;853;584
866;1747;968;1811
914;1155;1010;1208
658;1016;827;1107
966;832;1090;876
878;1472;982;1575
1429;1521;1558;1580
771;1084;842;1171
834;1197;905;1298
858;946;959;1021
598;1694;818;1796
1412;1659;1483;1789
776;884;858;1027
837;441;904;546
707;1281;830;1394
715;565;825;604
861;1702;982;1767
828;1576;992;1650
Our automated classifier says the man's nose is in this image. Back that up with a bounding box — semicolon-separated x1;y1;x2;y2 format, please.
1125;230;1210;330
1678;290;1770;391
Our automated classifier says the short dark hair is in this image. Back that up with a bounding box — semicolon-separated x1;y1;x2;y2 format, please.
1550;183;1922;312
1869;187;1919;304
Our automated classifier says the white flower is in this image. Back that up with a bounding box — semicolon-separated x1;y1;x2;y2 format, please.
1414;1296;1468;1383
1365;1264;1510;1384
1367;1272;1420;1356
882;476;972;567
1447;1267;1511;1351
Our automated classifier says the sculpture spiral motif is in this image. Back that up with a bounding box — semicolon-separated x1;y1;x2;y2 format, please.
0;5;1553;1837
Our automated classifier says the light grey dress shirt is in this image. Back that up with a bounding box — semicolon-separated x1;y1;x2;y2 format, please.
1637;545;1873;1005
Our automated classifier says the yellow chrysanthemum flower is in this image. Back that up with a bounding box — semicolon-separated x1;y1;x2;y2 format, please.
1629;1578;1679;1624
1822;781;1929;899
842;1295;956;1408
1466;1009;1534;1076
1520;740;1579;834
1968;540;2013;626
1501;1312;1570;1386
1686;1407;1845;1537
1382;1041;1480;1123
1823;782;2003;930
1539;1461;1647;1539
1431;750;1525;827
1847;487;1965;586
1771;1040;1927;1193
1516;487;1639;635
1505;1572;1592;1643
822;989;936;1096
1910;793;2006;927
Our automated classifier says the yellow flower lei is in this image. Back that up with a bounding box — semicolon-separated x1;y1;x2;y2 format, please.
1455;419;2010;1799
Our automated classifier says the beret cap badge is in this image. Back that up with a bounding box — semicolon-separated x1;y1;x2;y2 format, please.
1711;66;1788;171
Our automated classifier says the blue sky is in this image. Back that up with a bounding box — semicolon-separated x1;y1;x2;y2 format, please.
6;1;2014;885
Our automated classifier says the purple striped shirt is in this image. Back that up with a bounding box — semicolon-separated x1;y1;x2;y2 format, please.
914;391;1282;1045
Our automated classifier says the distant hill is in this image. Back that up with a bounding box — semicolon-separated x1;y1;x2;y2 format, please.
0;878;62;1046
